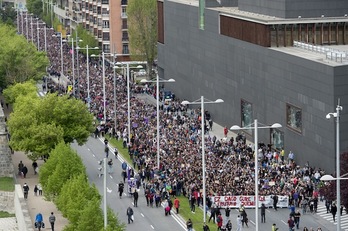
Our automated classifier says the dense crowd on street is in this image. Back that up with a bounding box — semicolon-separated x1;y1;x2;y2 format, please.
18;16;344;227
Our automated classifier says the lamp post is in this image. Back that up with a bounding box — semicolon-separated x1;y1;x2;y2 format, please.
326;100;343;231
230;119;282;231
30;16;33;43
52;32;65;80
115;63;143;144
141;76;175;169
37;26;47;52
76;45;99;110
181;96;224;223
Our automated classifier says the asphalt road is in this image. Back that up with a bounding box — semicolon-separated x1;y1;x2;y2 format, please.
71;136;341;231
71;137;187;231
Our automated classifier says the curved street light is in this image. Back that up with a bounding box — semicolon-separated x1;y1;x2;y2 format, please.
140;77;175;169
230;119;281;231
181;96;223;224
325;100;343;231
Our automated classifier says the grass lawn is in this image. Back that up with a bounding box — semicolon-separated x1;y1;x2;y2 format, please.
0;211;15;218
0;177;15;192
104;135;216;231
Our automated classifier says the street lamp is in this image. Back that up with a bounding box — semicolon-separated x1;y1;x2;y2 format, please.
326;100;343;231
35;21;46;51
181;97;224;223
37;26;47;52
115;63;143;144
76;45;99;110
140;76;175;169
230;119;282;231
320;175;348;181
67;36;83;97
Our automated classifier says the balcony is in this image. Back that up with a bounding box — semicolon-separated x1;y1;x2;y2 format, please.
102;13;109;19
121;13;127;19
122;37;129;42
121;0;127;5
54;5;67;19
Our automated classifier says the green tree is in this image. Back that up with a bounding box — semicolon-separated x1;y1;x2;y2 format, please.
56;173;100;226
26;0;43;17
72;25;100;56
127;0;157;74
0;23;49;89
40;142;86;199
8;95;64;159
8;92;94;158
0;5;17;26
2;80;38;104
105;207;126;231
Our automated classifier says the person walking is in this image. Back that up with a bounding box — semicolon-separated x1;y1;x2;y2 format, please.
294;210;301;229
174;197;180;214
49;212;56;231
38;183;43;196
107;159;113;174
22;165;28;178
203;222;210;231
225;207;231;224
273;195;278;211
35;213;43;231
272;223;279;231
23;183;29;200
241;210;248;228
118;181;124;199
32;161;38;175
133;190;139;207
226;220;232;231
126;206;134;224
34;185;38;196
209;205;216;223
261;203;266;223
236;215;242;231
186;218;193;231
288;216;295;231
217;213;223;230
331;203;337;222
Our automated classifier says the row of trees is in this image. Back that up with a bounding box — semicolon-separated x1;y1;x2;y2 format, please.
0;23;48;89
3;81;94;160
38;142;125;231
4;82;124;230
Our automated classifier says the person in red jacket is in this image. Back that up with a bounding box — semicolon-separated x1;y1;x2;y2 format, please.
174;197;180;214
217;213;223;230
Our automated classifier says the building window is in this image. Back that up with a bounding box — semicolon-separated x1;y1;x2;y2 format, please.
122;31;128;41
122;19;127;29
102;0;109;4
270;128;284;151
121;6;127;17
241;99;253;134
103;32;110;41
286;103;302;133
122;44;129;54
103;20;109;28
103;44;110;53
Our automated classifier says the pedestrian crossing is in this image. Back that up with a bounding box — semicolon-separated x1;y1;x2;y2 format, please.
316;204;348;231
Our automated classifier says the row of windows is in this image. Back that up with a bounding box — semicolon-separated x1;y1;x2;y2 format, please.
241;100;303;150
102;44;129;54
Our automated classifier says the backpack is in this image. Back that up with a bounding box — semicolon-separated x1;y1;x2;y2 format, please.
128;208;133;215
217;216;221;223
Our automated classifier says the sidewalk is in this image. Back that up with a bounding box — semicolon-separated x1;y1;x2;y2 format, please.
0;95;69;231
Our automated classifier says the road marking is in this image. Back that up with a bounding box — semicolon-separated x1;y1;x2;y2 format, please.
281;220;287;226
249;219;255;225
110;175;113;179
123;193;127;196
87;148;90;151
150;225;154;229
141;213;144;217
107;187;112;193
93;154;95;157
132;202;134;206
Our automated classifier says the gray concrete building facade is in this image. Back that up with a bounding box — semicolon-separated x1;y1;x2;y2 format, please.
157;0;348;172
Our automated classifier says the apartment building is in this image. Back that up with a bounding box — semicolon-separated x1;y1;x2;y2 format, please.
54;0;130;59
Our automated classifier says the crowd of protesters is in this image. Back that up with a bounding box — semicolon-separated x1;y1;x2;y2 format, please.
18;16;334;216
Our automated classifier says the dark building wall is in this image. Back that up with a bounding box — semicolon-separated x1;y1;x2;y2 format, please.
158;0;348;173
238;0;348;19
